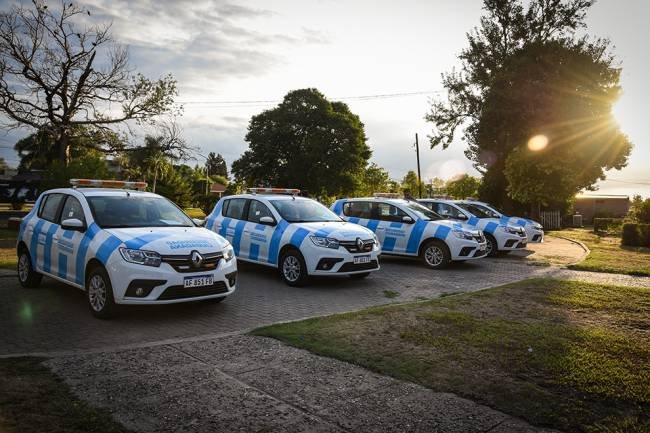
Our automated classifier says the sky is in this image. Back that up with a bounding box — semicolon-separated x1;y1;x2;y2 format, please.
0;0;648;197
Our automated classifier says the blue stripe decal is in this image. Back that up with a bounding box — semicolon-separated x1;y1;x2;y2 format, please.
255;224;266;231
268;220;289;265
123;232;170;249
218;217;232;238
434;225;451;240
18;209;37;241
389;222;403;228
452;222;463;230
29;220;46;264
57;253;68;280
231;220;248;255
62;230;75;239
42;224;59;274
96;236;122;265
499;216;510;225
75;223;101;285
313;227;337;238
290;227;311;248
382;237;396;252
332;200;344;215
406;220;428;254
249;243;259;261
348;217;360;224
468;216;480;226
206;200;224;230
366;219;380;232
516;218;528;227
484;222;498;234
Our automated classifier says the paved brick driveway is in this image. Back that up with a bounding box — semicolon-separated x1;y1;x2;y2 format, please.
1;237;648;356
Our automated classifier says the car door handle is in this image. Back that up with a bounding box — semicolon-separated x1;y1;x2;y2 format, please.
243;230;250;234
376;227;385;231
52;235;59;241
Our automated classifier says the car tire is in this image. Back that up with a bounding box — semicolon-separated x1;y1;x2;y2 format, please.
420;240;451;269
349;272;371;279
279;248;309;287
86;266;116;319
485;234;499;257
17;248;42;288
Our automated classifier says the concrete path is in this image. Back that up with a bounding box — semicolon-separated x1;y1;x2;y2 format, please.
45;335;559;433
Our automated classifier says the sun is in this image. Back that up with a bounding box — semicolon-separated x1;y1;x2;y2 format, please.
527;135;548;151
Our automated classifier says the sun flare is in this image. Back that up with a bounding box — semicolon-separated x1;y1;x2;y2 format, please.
527;135;549;151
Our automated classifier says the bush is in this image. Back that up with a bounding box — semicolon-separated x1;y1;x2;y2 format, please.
593;218;623;234
621;223;650;247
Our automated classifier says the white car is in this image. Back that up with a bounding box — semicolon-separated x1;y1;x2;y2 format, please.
204;189;381;286
331;196;487;268
419;199;528;257
17;179;237;318
457;200;544;243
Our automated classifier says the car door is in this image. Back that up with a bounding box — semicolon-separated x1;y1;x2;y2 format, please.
33;193;65;274
215;198;249;257
242;199;277;264
55;195;87;283
372;202;413;254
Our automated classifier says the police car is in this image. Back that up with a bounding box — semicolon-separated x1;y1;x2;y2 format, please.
204;188;380;286
331;194;487;268
457;200;544;243
17;179;237;318
419;199;528;257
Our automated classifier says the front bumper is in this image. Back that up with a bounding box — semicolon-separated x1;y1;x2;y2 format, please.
497;233;528;250
526;228;544;243
448;239;488;261
106;255;238;305
303;243;381;276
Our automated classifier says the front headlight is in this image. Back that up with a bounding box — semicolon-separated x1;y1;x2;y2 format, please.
310;236;340;249
533;223;543;230
452;230;475;240
223;244;235;261
119;248;161;267
503;226;519;235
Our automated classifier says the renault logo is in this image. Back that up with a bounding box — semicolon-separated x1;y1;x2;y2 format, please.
356;238;364;251
191;251;204;268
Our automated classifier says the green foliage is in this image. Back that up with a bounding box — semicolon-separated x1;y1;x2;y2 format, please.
445;174;481;199
206;152;228;178
401;170;425;198
355;162;392;196
232;88;371;197
41;149;112;190
621;223;650;248
629;195;650;223
593;218;623;235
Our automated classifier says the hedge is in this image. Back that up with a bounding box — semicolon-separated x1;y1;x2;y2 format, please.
621;223;650;247
593;217;623;234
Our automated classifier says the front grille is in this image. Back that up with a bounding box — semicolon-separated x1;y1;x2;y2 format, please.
157;281;229;300
161;251;222;273
338;260;379;273
339;239;375;253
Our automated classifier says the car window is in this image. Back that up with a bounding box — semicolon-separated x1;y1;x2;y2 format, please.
458;203;492;218
404;202;442;221
343;201;372;219
39;193;64;223
60;196;86;225
433;202;465;219
87;196;193;228
375;202;408;222
248;200;274;223
270;198;341;223
223;198;247;220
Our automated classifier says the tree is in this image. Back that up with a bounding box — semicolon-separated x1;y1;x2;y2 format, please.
428;177;447;197
401;170;425;198
41;148;111;190
496;41;631;207
0;156;6;175
629;195;650;224
425;0;607;209
206;152;228;178
232;88;371;197
356;162;392;196
445;174;481;199
0;1;178;164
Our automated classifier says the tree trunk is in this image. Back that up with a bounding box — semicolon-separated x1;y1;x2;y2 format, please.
153;169;157;193
56;132;71;167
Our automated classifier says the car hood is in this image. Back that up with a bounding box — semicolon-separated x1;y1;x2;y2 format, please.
292;221;376;241
501;215;542;228
104;227;229;254
435;219;482;234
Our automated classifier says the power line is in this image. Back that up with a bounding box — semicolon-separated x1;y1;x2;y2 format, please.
604;178;650;186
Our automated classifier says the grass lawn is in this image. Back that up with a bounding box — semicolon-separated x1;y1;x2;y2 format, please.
253;279;650;433
0;228;17;270
183;208;206;219
0;357;131;433
551;228;650;276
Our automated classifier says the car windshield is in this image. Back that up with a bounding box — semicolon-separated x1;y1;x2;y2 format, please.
477;203;503;217
87;195;194;228
404;202;442;221
270;198;342;223
457;203;496;219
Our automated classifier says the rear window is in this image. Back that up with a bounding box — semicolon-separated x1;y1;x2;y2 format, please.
223;198;247;220
343;201;372;219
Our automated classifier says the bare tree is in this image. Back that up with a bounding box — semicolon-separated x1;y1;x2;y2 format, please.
0;0;179;164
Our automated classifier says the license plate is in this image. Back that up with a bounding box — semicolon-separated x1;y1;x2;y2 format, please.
479;244;487;251
353;255;371;264
184;275;214;288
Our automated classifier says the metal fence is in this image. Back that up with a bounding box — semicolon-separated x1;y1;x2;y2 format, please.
540;210;562;230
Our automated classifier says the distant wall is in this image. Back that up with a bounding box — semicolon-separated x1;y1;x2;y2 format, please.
574;196;630;223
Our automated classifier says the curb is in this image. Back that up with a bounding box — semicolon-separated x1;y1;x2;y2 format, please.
547;234;590;266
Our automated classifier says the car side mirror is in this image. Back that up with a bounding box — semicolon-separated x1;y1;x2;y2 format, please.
61;218;85;231
457;214;468;220
259;216;276;226
193;218;205;227
402;215;414;224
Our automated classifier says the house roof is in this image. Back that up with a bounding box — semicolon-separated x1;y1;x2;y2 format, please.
210;183;226;193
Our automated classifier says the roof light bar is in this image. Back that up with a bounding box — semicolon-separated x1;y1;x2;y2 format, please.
70;179;148;191
373;192;400;198
248;188;301;195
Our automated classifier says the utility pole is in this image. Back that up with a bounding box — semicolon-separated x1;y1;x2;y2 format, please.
415;133;422;199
